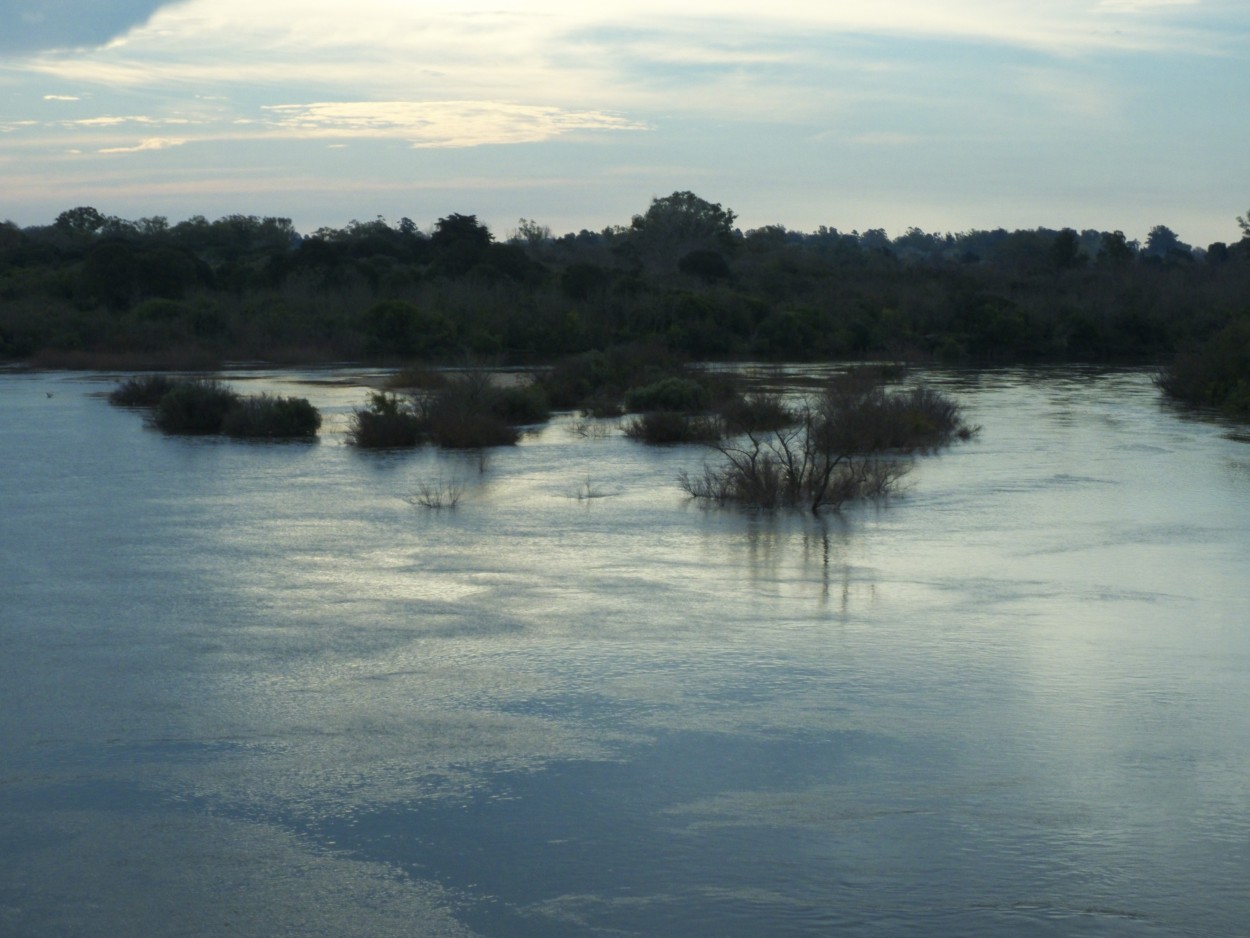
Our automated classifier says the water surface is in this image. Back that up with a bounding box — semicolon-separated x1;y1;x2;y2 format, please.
2;365;1247;936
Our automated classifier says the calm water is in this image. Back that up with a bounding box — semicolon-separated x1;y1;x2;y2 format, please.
2;365;1248;937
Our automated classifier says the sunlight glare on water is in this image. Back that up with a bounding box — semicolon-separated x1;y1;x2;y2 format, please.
1;365;1248;937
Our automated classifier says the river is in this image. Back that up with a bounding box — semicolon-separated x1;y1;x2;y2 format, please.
1;364;1247;937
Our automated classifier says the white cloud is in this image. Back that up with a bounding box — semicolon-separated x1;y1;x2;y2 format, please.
98;136;188;153
260;101;647;148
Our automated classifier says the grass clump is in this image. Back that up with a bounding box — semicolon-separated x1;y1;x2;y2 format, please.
153;379;241;434
108;374;179;407
347;391;424;448
221;394;321;439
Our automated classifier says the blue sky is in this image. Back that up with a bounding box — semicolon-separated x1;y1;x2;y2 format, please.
2;0;1247;245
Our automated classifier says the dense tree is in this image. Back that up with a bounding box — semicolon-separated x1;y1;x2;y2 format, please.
1049;228;1085;270
54;206;106;238
628;191;737;272
1143;224;1190;260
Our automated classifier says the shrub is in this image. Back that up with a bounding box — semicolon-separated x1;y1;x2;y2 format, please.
490;382;551;425
347;391;424;448
221;394;321;439
384;367;448;390
153;379;240;434
680;369;974;512
539;344;687;411
407;479;464;509
1157;320;1250;416
717;392;792;435
419;372;547;447
623;410;721;444
108;374;179;407
624;376;710;413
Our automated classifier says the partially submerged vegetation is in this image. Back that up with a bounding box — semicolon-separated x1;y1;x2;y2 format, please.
1156;320;1250;417
110;375;321;439
103;358;981;513
679;367;975;512
346;372;549;449
221;393;322;439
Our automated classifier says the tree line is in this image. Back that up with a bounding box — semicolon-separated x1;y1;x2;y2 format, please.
3;193;1249;369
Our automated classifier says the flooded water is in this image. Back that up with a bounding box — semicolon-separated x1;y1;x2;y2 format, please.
2;365;1248;937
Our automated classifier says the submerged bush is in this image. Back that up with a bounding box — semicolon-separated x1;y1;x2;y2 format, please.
221;394;321;439
622;410;721;444
421;372;547;447
108;373;179;407
680;368;974;512
624;377;710;413
717;391;792;435
539;344;688;411
153;379;241;434
347;391;424;448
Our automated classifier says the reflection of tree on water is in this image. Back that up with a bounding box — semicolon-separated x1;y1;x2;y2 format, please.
731;512;875;615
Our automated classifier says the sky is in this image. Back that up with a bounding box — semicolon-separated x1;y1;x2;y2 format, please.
2;0;1248;245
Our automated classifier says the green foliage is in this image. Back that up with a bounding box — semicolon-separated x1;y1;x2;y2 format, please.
717;392;793;435
361;300;453;357
153;379;241;434
108;374;179;406
347;392;424;448
623;411;721;444
419;372;540;447
539;344;687;411
624;376;710;413
221;394;321;439
1157;320;1250;416
681;369;974;512
5;198;1249;370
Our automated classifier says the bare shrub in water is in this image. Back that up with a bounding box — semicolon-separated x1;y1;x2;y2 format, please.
407;479;465;509
680;367;974;512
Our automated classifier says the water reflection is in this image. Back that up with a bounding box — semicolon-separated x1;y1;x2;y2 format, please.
1;366;1248;937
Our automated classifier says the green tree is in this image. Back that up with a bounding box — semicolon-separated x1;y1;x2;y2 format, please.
628;191;737;272
1050;228;1084;270
55;206;106;238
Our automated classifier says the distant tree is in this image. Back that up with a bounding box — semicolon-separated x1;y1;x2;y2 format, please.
430;213;493;277
55;206;106;238
678;248;732;282
512;217;552;245
1050;228;1085;270
1237;209;1250;238
1143;224;1190;259
1097;231;1136;266
628;191;737;272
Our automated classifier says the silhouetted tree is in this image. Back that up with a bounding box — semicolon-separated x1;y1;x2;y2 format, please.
628;191;737;272
1050;228;1084;270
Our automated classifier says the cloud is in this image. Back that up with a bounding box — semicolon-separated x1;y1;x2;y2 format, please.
98;136;188;154
43;94;81;102
260;101;648;148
